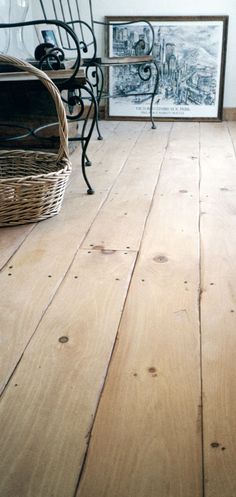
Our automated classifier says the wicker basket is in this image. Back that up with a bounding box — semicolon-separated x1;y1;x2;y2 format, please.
0;54;72;227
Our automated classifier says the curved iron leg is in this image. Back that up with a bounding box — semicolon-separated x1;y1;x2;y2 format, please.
94;65;104;141
150;61;159;130
80;84;98;194
85;153;92;166
86;63;104;141
95;113;103;141
81;148;94;194
80;121;92;167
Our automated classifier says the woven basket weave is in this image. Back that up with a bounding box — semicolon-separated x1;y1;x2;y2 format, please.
0;54;72;227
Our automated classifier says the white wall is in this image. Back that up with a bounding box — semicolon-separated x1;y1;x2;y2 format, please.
32;0;236;108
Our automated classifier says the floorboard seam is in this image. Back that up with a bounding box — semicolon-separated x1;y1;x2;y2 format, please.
199;122;206;497
72;122;174;497
0;223;36;272
77;122;148;249
0;255;77;397
226;120;236;158
0;123;145;397
68;120;121;186
134;121;174;259
71;250;139;497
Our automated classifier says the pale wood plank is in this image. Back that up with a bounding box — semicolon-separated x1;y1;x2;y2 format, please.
0;223;35;270
0;249;136;497
0;121;144;394
227;120;236;154
77;123;202;497
82;120;146;193
0;120;118;270
200;122;236;496
82;122;172;251
67;120;145;194
87;120;120;154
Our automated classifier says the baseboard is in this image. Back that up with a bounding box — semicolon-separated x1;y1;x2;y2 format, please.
223;108;236;121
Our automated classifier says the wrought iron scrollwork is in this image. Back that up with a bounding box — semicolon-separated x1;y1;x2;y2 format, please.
137;63;152;82
61;88;85;120
51;18;98;66
0;18;98;194
0;19;81;84
94;18;155;55
36;46;65;70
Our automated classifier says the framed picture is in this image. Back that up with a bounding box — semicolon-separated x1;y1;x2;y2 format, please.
35;24;61;48
106;16;228;121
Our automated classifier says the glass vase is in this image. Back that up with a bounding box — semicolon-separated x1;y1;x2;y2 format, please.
6;0;31;59
0;0;10;53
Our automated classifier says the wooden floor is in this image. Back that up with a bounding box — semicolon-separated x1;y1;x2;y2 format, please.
1;120;236;497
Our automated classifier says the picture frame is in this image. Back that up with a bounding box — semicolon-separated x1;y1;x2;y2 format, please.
106;16;228;121
35;24;62;49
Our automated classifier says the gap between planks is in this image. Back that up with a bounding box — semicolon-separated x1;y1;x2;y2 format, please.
200;122;236;497
0;249;137;497
82;122;172;251
0;121;149;395
0;121;172;497
2;121;228;497
77;122;203;497
0;120;126;272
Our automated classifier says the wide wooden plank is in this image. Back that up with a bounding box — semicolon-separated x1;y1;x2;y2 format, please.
77;123;202;497
89;119;119;147
200;122;236;496
0;249;136;497
227;120;236;147
82;122;172;251
0;120;118;269
83;120;146;193
0;121;144;394
0;224;35;270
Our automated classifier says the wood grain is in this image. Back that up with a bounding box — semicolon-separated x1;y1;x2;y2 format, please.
82;122;172;251
77;123;202;497
2;121;236;496
0;122;119;271
0;224;35;270
0;249;136;497
0;121;144;394
200;122;236;497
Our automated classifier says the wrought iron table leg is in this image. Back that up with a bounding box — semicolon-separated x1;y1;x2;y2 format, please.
80;124;92;167
80;83;98;194
86;63;104;141
95;87;104;141
85;153;92;166
150;61;159;130
81;148;94;194
95;116;103;141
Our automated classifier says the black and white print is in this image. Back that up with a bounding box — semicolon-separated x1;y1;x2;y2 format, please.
108;18;227;120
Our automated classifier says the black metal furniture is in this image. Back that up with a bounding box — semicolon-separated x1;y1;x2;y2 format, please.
37;0;159;135
0;19;97;194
